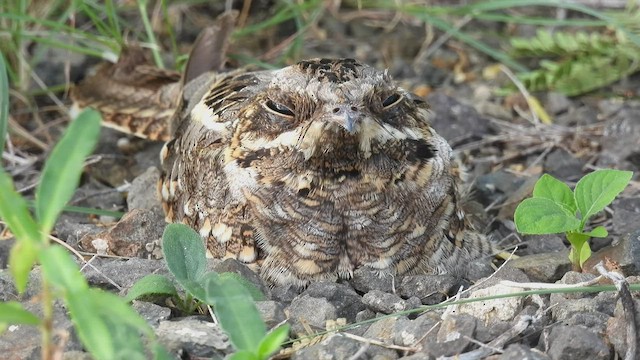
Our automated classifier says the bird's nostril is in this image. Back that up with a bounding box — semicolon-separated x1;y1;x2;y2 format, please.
350;106;357;112
333;107;340;114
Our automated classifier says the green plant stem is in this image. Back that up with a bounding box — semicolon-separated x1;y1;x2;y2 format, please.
40;280;53;360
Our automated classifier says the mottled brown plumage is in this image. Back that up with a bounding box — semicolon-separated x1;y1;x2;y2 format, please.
72;16;493;287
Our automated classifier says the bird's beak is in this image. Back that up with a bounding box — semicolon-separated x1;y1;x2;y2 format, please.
331;105;360;134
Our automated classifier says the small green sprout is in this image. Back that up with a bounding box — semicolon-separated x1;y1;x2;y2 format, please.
514;169;633;271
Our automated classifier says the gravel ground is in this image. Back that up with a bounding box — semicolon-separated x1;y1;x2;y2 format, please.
1;4;640;359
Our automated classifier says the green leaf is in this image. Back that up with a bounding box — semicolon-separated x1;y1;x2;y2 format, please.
35;108;102;234
532;174;576;213
125;274;178;302
567;232;591;269
8;241;38;294
162;223;208;300
0;169;42;245
0;52;8;153
152;343;174;360
228;350;259;360
583;226;608;238
219;272;265;301
257;324;290;360
514;198;581;234
89;289;154;337
205;273;266;352
0;302;40;327
39;245;88;294
574;169;633;225
579;241;592;267
67;293;114;359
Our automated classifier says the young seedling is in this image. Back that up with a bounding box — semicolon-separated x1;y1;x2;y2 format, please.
514;169;633;271
127;223;290;360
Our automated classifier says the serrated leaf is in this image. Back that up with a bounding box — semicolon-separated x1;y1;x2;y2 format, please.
574;169;633;224
36;108;102;234
514;198;581;234
583;226;608;238
257;324;290;359
8;241;37;294
125;274;178;302
205;273;266;352
532;174;576;213
0;301;40;326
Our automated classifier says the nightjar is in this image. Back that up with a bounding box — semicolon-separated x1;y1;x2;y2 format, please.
72;17;494;287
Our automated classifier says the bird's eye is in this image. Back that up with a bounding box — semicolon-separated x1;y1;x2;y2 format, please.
264;99;295;117
382;93;402;108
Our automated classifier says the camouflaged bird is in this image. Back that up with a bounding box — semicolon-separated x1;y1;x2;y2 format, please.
72;13;493;287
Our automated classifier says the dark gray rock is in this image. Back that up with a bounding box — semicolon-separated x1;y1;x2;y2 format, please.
598;108;640;171
127;166;163;211
543;148;585;182
0;302;81;360
83;257;169;290
545;325;610;360
270;283;301;304
606;298;640;359
255;300;286;329
555;105;598;127
398;275;459;305
544;92;572;115
363;317;398;343
584;230;640;277
0;238;15;270
520;234;567;255
288;294;337;336
156;318;232;358
612;199;640;239
426;314;477;358
393;312;441;347
508;252;571;283
132;300;171;327
561;312;610;334
53;214;102;249
292;334;398;360
303;282;365;322
362;290;421;315
78;208;165;259
427;92;492;146
213;258;270;299
349;267;395;293
499;343;551;360
355;309;376;323
474;170;527;209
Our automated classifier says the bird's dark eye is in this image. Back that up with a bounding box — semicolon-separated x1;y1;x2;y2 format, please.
264;99;295;117
382;93;402;108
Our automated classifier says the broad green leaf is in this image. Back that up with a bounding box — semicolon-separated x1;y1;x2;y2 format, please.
514;198;581;234
583;226;608;238
67;293;114;359
532;174;576;213
0;53;8;153
574;169;633;225
579;242;592;267
162;223;207;281
124;274;178;302
228;350;259;360
39;246;88;294
35;108;101;234
205;273;266;352
0;302;40;326
8;241;37;294
0;170;42;245
89;289;155;341
257;324;290;359
219;272;265;301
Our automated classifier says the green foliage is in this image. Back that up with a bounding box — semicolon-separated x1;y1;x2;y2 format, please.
515;170;633;269
128;223;289;359
0;52;8;152
511;29;640;96
0;108;167;359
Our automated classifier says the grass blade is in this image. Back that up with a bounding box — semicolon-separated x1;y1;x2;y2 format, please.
35;108;101;234
0;52;8;153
